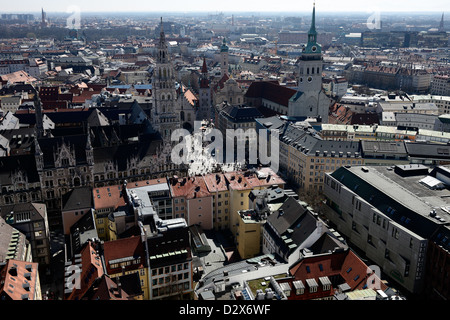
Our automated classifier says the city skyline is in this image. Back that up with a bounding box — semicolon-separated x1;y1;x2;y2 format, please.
0;0;449;13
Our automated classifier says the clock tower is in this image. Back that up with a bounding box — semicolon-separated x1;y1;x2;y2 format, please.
151;17;180;140
288;3;330;122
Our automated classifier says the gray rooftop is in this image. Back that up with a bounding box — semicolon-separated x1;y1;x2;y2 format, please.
330;165;450;240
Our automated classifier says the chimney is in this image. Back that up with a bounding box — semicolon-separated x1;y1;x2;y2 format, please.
116;277;122;298
316;220;323;235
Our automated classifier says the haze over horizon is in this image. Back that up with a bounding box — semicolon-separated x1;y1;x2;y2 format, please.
0;0;449;13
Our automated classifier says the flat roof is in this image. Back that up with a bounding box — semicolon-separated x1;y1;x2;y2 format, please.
331;165;450;238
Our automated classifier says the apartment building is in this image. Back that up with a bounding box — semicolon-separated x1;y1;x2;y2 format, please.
146;227;194;300
102;236;149;299
321;164;450;294
203;173;230;230
411;94;450;115
0;216;32;263
0;59;48;78
225;169;285;238
431;75;450;96
64;240;106;300
0;259;41;300
278;247;388;301
2;202;51;266
61;187;94;235
280;122;363;192
169;176;213;230
320;124;418;142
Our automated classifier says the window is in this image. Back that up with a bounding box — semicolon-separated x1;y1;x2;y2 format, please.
392;228;399;240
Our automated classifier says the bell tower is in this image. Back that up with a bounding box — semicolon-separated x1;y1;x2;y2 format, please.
151;17;180;140
197;57;211;121
220;38;229;77
288;2;330;122
297;2;323;94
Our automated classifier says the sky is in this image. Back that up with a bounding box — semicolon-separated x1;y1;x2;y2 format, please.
1;0;449;13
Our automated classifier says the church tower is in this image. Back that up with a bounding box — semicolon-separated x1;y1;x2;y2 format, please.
151;17;180;140
220;38;229;77
197;57;211;121
34;88;44;138
288;2;330;123
439;13;445;32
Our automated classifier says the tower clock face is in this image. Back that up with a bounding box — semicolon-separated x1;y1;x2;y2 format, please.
308;76;313;82
312;46;317;52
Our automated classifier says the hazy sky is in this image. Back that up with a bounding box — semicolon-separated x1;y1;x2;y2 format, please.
1;0;449;13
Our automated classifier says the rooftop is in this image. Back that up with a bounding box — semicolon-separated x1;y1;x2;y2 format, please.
0;259;39;300
330;165;450;240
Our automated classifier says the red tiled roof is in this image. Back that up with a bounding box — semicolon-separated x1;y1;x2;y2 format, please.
214;73;230;92
245;81;296;107
203;173;228;192
93;185;126;210
288;249;388;294
66;241;105;300
0;260;39;300
72;90;101;104
92;275;130;300
224;169;285;191
103;236;145;274
169;176;211;199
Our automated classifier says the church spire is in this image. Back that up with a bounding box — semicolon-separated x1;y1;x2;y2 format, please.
33;86;44;138
303;2;321;54
201;56;208;74
308;2;317;44
158;17;168;64
159;17;165;44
